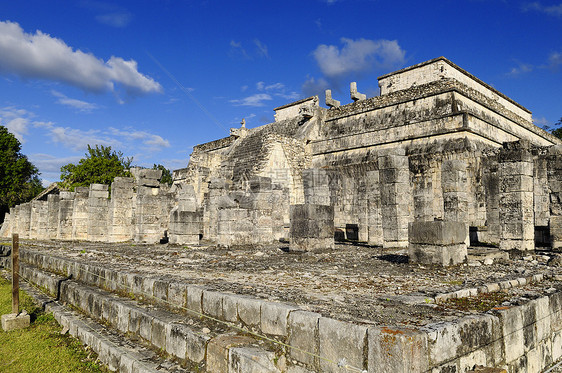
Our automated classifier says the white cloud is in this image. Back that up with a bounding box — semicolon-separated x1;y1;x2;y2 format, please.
52;90;99;112
230;93;273;107
312;38;406;80
254;39;269;58
29;153;83;185
548;51;562;71
95;12;132;27
265;83;284;91
0;20;162;95
229;40;250;59
523;2;562;16
0;106;33;142
49;127;119;151
108;127;171;151
302;76;330;97
507;62;534;76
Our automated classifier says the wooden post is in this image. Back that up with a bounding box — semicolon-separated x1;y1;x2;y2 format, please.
12;233;19;315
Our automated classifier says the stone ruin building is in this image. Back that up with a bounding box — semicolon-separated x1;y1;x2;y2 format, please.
4;57;562;373
2;56;562;265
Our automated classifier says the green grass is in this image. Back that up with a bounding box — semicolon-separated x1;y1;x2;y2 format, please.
0;277;109;373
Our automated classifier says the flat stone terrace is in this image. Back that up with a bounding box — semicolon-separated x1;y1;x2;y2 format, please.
12;240;562;327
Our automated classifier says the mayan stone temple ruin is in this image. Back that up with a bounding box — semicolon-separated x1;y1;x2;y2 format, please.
3;57;562;372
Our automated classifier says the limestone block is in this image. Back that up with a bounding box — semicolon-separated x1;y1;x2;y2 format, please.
1;312;30;331
186;285;205;316
165;322;208;362
222;293;239;322
90;183;109;191
368;326;429;373
129;306;154;341
496;306;525;363
409;221;467;245
426;315;501;367
229;346;281;373
287;311;321;367
237;295;263;328
409;243;467;266
167;282;187;310
318;317;368;373
207;335;254;373
203;290;224;319
261;302;299;336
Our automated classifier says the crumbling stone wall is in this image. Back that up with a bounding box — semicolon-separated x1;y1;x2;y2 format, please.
2;56;562;251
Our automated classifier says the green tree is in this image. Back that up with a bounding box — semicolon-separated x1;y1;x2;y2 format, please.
60;145;133;191
152;164;173;186
552;118;562;139
0;126;44;222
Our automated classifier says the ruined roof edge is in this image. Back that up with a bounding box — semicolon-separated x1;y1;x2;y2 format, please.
378;57;532;115
273;96;318;111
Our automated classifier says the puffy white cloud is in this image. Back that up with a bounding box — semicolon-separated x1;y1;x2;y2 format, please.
108;127;171;151
0;106;33;142
49;127;119;151
52;90;99;112
312;38;406;80
0;20;162;95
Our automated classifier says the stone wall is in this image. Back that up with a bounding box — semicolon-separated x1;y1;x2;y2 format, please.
2;56;562;250
1;169;174;244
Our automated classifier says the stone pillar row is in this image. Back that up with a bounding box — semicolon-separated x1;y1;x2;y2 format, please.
2;169;174;244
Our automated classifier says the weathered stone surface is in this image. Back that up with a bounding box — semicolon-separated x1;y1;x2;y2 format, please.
1;312;30;331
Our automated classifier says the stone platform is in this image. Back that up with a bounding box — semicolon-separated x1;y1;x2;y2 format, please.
2;239;562;372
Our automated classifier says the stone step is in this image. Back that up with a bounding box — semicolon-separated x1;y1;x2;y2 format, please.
7;271;189;373
14;262;293;373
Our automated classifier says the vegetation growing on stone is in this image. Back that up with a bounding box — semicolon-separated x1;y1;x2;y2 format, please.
0;126;43;223
153;163;173;185
59;144;133;191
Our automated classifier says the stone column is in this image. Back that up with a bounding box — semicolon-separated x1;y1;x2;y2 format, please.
17;203;32;239
46;194;60;239
498;141;534;251
205;178;231;242
71;187;89;240
29;200;41;239
483;158;500;245
169;184;201;245
132;169;164;243
409;221;468;266
57;191;75;239
441;160;469;246
87;184;109;242
0;210;12;238
108;177;134;242
548;145;562;249
303;168;331;205
289;204;334;252
35;200;49;239
366;170;383;246
379;151;411;248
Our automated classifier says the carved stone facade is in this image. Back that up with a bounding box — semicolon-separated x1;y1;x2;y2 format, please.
2;57;561;263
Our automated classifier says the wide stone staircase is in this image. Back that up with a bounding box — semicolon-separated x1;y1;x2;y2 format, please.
0;246;377;373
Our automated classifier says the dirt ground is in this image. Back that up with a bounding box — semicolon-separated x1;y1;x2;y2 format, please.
18;240;562;327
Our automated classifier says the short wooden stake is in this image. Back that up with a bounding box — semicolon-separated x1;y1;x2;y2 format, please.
12;233;19;315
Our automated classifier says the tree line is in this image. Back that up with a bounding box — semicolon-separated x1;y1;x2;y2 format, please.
0;126;172;223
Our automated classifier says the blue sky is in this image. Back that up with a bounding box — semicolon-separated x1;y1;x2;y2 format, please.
0;0;561;185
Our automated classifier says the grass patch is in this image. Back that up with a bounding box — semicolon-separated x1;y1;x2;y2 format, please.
0;276;108;373
439;291;511;312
